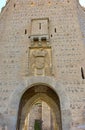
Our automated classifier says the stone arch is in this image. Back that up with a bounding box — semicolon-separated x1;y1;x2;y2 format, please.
21;93;59;115
18;89;61;130
7;76;71;130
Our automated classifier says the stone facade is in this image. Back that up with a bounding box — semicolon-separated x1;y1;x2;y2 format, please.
0;0;85;130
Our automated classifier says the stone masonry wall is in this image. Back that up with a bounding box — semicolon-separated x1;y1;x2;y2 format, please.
0;0;85;130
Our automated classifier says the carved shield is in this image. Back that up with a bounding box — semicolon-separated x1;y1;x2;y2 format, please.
35;57;45;69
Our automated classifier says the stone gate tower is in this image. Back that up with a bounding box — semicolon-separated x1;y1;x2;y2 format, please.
0;0;85;130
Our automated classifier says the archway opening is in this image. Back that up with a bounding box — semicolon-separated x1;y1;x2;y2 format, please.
16;84;62;130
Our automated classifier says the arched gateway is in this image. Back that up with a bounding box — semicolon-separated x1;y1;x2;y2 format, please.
17;85;61;130
7;77;71;130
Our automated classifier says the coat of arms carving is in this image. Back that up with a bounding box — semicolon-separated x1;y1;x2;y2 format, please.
29;47;52;76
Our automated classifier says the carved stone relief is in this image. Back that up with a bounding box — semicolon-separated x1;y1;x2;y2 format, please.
29;47;52;76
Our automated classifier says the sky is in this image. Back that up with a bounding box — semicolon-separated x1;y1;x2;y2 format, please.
0;0;6;12
79;0;85;7
0;0;85;12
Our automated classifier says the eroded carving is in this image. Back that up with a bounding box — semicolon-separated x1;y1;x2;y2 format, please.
29;47;52;76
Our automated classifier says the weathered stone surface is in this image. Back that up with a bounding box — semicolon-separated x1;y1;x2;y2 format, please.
0;0;85;130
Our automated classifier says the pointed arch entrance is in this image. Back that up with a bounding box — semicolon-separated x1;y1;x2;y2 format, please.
17;85;62;130
8;76;71;130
